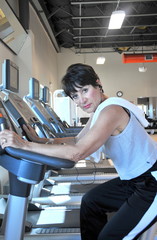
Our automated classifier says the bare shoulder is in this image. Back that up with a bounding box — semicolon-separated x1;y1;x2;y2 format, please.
97;105;130;135
100;104;127;119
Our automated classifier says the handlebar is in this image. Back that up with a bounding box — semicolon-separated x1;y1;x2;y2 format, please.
0;115;75;170
5;146;75;169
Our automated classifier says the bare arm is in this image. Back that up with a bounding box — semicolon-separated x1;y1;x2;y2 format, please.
23;124;76;144
0;106;129;162
75;114;93;142
22;114;93;145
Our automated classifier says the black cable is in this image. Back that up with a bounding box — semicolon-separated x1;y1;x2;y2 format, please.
74;160;97;185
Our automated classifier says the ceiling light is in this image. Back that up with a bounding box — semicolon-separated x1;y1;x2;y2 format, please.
108;10;125;29
138;66;147;72
96;57;105;64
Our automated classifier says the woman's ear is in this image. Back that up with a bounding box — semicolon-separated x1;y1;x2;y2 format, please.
96;79;104;93
96;79;102;85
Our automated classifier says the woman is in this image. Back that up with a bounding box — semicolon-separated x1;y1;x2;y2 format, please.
0;63;157;240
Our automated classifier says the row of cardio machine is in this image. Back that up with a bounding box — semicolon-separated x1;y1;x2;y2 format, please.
0;59;155;240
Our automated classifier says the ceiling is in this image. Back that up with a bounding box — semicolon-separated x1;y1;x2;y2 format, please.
31;0;157;54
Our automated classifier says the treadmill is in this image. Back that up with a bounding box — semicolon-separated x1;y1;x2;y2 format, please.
40;86;82;134
23;78;78;137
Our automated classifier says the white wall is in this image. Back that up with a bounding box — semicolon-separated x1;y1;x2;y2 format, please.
0;3;58;100
57;48;157;104
29;6;58;93
0;42;18;85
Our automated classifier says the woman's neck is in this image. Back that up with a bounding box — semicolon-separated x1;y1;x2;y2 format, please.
101;94;108;103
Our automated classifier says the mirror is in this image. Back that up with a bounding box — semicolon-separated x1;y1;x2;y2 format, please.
137;97;157;119
0;0;27;54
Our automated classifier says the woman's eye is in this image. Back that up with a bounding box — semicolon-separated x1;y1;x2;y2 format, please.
82;88;88;93
72;94;78;100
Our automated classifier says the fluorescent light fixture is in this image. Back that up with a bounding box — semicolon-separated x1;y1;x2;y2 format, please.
96;57;105;64
108;10;125;29
138;66;147;72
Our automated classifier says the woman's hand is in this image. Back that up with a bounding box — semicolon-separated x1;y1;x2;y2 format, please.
0;129;28;149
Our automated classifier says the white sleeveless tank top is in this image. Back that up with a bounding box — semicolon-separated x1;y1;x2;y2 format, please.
88;97;157;180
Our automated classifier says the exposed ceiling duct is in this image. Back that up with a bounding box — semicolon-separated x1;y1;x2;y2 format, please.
31;0;157;54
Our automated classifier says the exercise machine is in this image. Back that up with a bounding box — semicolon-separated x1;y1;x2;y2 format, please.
40;86;82;134
0;110;81;240
24;78;77;137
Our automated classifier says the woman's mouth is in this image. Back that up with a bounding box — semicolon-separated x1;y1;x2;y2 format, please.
83;104;91;109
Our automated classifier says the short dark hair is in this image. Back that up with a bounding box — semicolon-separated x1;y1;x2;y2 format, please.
61;63;100;97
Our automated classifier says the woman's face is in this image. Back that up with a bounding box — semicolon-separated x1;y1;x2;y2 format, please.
70;84;103;113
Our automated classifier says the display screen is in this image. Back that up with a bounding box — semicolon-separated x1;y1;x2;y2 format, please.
34;80;39;99
10;64;18;90
42;86;49;103
2;59;19;93
29;77;39;100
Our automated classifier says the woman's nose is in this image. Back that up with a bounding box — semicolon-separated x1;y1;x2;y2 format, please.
78;95;86;105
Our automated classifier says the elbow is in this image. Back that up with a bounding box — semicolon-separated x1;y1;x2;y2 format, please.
70;151;87;162
65;145;88;162
68;153;81;162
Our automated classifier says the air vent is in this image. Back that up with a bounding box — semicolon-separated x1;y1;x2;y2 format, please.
122;53;157;63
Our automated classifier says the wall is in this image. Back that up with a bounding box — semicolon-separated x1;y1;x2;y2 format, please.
29;5;58;94
0;42;18;85
57;48;157;104
0;3;58;101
